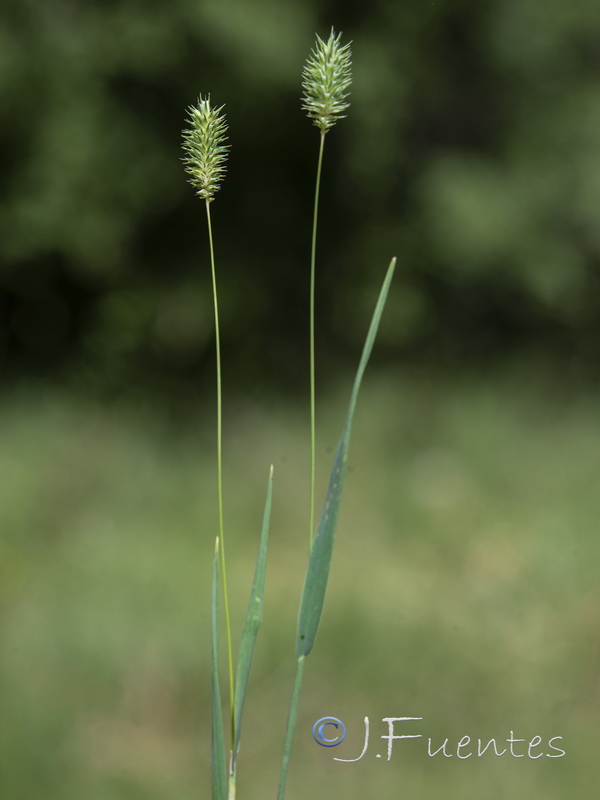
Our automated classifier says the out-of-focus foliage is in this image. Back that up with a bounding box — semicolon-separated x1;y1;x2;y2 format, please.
1;376;598;798
1;0;599;396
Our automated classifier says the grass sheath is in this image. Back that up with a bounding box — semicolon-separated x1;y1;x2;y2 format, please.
276;655;306;800
211;537;227;800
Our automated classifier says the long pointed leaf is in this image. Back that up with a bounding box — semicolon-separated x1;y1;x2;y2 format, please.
296;257;396;657
211;537;227;800
232;466;274;762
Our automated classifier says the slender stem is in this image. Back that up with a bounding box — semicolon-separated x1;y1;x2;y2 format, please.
227;771;236;800
205;198;235;745
277;656;306;800
309;131;326;548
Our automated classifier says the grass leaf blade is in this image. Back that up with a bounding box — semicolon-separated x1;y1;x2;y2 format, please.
211;537;227;800
232;466;274;761
276;656;306;800
347;257;396;423
296;257;396;657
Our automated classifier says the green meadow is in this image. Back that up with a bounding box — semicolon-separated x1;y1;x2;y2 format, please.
1;369;597;798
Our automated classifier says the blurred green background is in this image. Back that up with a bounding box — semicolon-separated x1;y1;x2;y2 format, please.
1;0;599;798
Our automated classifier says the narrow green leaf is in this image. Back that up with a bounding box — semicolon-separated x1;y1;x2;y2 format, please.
296;257;396;657
211;537;227;800
276;656;306;800
232;466;274;762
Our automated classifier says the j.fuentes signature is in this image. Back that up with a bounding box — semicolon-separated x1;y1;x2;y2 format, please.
312;717;566;761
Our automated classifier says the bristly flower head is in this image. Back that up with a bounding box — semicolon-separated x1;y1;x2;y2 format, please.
302;28;352;134
182;95;229;202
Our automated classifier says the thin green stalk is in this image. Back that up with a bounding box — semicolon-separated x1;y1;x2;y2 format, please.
277;656;306;800
309;131;326;548
211;537;227;800
206;198;235;740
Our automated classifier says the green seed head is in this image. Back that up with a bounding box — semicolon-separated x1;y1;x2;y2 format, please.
182;95;229;202
302;28;352;134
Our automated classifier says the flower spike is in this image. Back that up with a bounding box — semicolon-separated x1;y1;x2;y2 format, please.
302;28;352;134
182;95;229;202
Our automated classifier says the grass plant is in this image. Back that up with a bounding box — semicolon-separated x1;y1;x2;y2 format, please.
183;31;395;800
182;97;235;739
302;29;352;549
